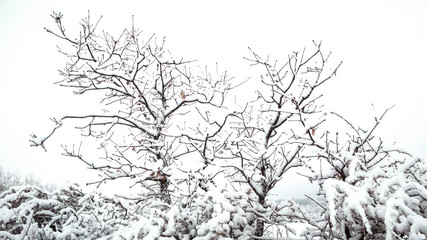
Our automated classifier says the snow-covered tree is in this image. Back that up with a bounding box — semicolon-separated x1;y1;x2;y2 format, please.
216;42;342;237
30;12;233;205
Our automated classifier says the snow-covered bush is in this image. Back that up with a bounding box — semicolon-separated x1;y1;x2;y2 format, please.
0;182;259;239
299;111;427;239
113;189;257;240
325;155;427;240
192;190;256;239
0;184;130;239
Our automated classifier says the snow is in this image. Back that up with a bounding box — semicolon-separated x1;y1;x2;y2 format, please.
5;10;427;239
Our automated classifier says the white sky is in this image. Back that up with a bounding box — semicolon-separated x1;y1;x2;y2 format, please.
0;0;426;198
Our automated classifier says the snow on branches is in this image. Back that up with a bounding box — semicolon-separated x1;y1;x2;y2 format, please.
0;183;260;239
33;12;234;205
25;11;427;240
0;184;131;239
299;110;427;239
215;41;342;237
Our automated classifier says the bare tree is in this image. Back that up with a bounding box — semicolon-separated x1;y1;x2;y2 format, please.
30;12;233;204
217;42;342;237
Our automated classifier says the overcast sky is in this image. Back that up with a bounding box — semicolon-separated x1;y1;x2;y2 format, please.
0;0;426;198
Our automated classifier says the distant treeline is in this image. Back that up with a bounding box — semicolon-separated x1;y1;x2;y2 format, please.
0;166;56;192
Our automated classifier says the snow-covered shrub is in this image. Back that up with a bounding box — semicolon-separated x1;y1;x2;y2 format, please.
300;111;427;239
0;184;130;239
112;200;195;240
192;190;256;239
306;155;427;240
113;189;256;240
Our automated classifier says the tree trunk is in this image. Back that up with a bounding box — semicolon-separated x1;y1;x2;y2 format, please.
160;179;171;204
255;219;265;238
254;195;266;238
